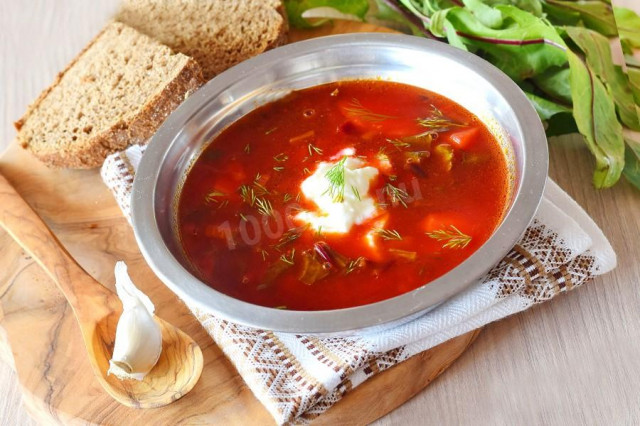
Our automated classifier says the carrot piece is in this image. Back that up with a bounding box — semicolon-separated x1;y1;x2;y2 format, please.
448;127;479;149
289;130;315;144
211;177;238;195
422;212;477;234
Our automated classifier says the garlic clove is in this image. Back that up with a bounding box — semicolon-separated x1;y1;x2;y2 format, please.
108;261;162;381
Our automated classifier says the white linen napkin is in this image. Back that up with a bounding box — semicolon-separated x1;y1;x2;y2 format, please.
102;144;615;424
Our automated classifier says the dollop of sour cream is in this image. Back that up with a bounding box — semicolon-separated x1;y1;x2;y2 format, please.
296;156;379;233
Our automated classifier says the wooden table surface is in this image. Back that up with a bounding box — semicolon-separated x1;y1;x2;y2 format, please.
2;1;639;425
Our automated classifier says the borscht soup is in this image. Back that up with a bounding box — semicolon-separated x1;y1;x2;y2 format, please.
177;80;509;310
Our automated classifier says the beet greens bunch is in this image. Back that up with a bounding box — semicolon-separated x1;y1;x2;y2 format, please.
284;0;640;190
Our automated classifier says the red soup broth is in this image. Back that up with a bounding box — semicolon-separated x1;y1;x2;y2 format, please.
177;80;509;310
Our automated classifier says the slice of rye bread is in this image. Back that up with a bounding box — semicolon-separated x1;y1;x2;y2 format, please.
15;22;204;169
116;0;288;81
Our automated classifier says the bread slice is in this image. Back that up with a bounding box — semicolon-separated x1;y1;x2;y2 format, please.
117;0;288;80
15;22;204;168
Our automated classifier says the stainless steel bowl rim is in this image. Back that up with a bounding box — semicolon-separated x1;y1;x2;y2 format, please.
131;33;548;334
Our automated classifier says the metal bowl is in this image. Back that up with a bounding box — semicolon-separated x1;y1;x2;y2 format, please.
131;33;547;335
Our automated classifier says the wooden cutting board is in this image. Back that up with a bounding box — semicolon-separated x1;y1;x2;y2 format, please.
0;21;481;425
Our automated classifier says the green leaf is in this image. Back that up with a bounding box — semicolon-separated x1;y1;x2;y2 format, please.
542;1;581;26
484;0;544;17
444;17;471;50
461;0;503;28
620;39;634;55
623;137;640;190
543;0;618;36
429;9;450;37
284;0;369;28
372;0;427;36
566;26;640;130
532;66;573;104
428;8;469;49
524;91;572;120
395;0;457;18
396;0;435;21
626;55;640;69
567;50;625;188
565;27;613;76
442;5;568;80
609;66;640;130
628;66;640;104
614;7;640;48
545;112;579;137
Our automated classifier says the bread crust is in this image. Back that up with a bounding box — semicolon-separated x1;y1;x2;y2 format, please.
32;58;203;168
116;0;290;80
270;0;290;50
15;22;205;169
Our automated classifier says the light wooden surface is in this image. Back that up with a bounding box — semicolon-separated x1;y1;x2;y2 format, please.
0;115;478;424
0;7;478;425
0;171;205;409
2;1;639;425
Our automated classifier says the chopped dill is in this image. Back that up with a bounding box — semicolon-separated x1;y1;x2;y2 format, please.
426;225;472;249
265;127;277;135
255;197;274;217
376;151;390;164
346;257;365;274
387;138;411;150
239;213;248;222
217;200;229;209
303;167;311;175
308;143;323;156
295;192;302;202
288;205;308;212
344;98;397;122
204;190;225;204
280;249;296;265
389;175;398;181
315;226;323;237
252;174;270;195
273;166;285;172
274;153;288;162
274;225;309;250
254;182;270;195
351;185;361;201
274;305;288;310
417;105;466;131
323;156;347;202
259;248;269;261
283;193;293;203
243;144;251;154
384;183;409;208
239;185;256;206
375;228;403;241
